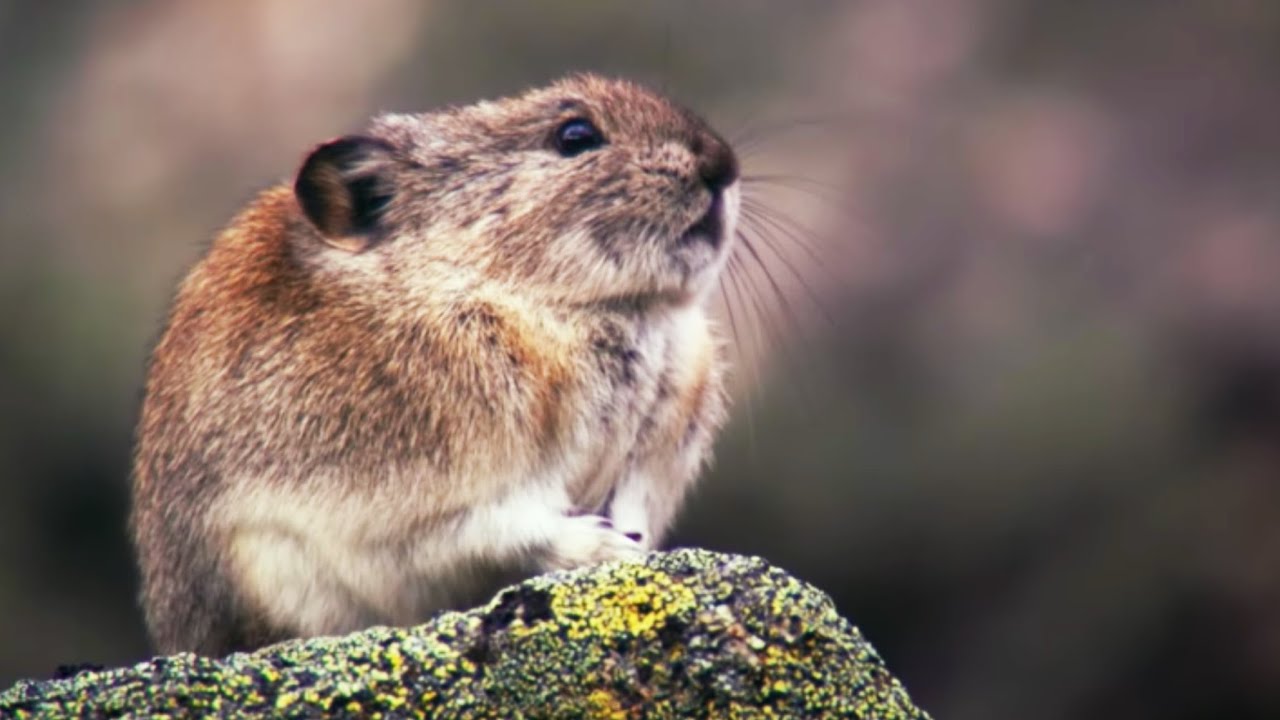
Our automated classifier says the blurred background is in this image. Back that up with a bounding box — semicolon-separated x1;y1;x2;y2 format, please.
2;1;1278;717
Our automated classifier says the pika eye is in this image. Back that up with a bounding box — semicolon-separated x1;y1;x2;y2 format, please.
553;118;605;157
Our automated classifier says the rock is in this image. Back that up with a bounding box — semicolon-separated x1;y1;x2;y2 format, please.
0;549;930;718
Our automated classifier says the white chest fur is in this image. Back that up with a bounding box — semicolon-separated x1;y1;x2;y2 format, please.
215;304;721;638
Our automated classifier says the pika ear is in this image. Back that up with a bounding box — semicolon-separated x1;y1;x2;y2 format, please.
294;136;397;252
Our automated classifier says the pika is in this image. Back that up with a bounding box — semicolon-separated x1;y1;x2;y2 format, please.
130;74;740;655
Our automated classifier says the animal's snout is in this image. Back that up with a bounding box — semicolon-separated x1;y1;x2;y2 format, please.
695;132;739;193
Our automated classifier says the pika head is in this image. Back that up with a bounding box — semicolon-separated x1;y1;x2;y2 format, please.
294;73;740;307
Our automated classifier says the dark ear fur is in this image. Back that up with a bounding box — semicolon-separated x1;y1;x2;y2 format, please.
294;136;396;252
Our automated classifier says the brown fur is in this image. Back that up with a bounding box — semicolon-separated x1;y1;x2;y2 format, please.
131;74;738;655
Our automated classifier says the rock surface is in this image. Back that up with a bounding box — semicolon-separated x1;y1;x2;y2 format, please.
0;549;930;718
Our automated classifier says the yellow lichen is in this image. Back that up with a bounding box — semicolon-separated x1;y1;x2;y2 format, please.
549;562;698;642
585;689;627;720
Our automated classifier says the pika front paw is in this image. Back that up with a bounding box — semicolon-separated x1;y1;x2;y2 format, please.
540;514;645;572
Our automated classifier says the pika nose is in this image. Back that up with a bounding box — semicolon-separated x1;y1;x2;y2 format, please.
695;133;739;193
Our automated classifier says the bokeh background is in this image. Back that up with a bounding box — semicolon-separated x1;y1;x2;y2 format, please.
2;1;1279;717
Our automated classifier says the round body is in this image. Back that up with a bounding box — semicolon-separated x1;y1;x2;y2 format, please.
130;74;740;655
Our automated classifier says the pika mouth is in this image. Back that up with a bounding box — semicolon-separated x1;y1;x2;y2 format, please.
677;192;725;250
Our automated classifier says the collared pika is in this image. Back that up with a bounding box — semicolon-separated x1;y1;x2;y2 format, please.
130;74;740;655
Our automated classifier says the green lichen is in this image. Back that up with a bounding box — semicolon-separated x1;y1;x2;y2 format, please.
0;550;930;719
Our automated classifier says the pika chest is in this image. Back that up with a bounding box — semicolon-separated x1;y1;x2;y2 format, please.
589;316;678;421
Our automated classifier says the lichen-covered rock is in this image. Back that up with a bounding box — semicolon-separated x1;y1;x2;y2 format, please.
0;550;930;718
